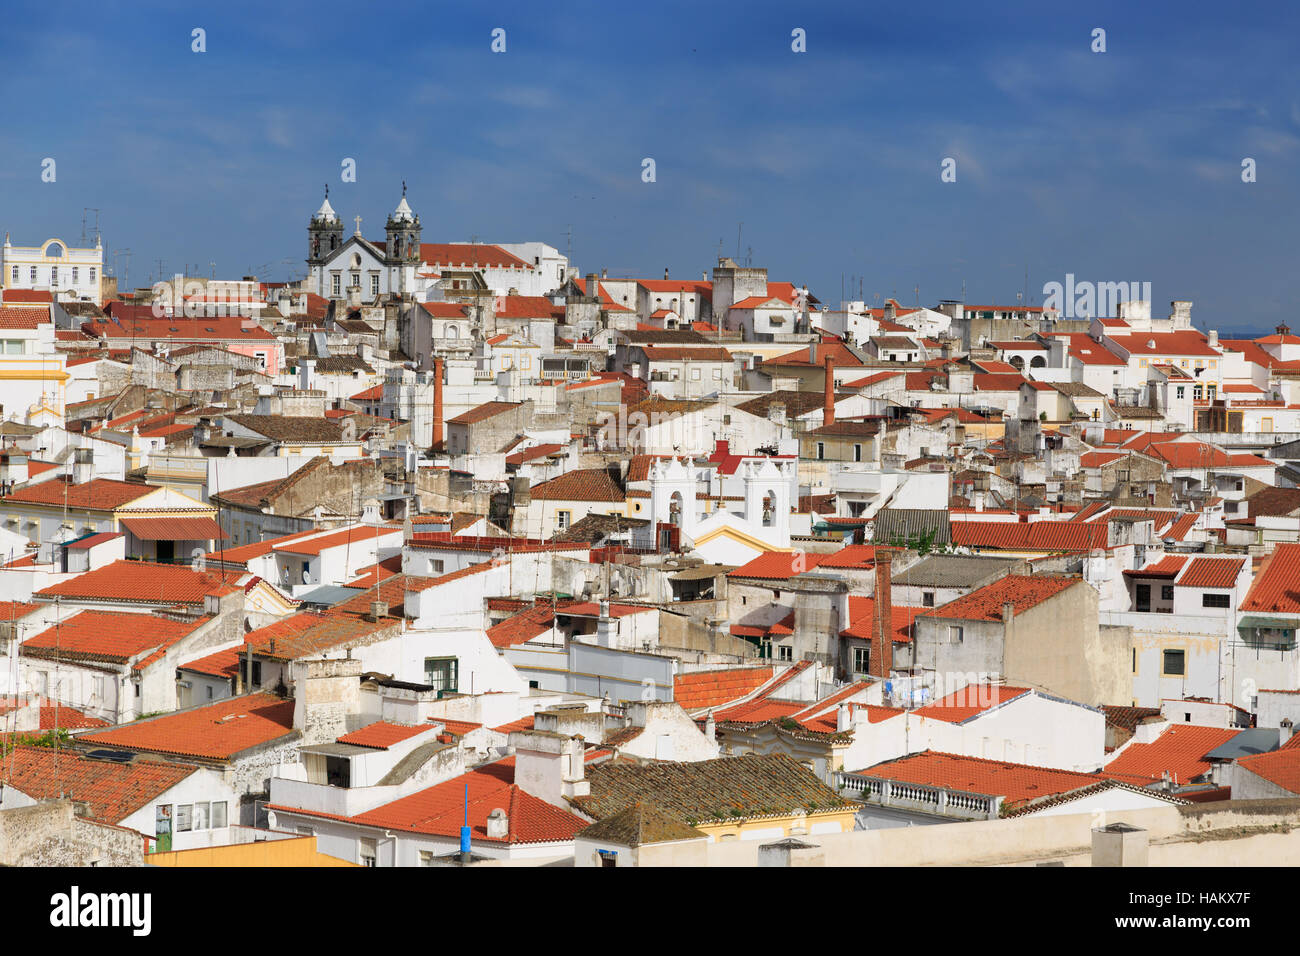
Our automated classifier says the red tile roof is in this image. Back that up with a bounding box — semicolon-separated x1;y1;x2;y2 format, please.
0;600;40;621
494;295;565;320
1102;724;1238;783
912;684;1030;724
766;341;865;369
119;516;227;541
840;597;925;644
271;524;395;556
711;699;805;724
852;751;1106;810
419;243;531;270
79;693;296;761
337;721;433;750
0;746;196;823
487;605;557;648
1124;554;1188;579
950;521;1108;552
817;544;880;569
272;759;586;845
1235;748;1300;794
727;551;827;580
1047;332;1126;365
1108;331;1220;357
446;401;523;426
96;309;275;341
641;345;733;362
2;477;156;510
673;667;774;711
22;610;211;669
528;468;624;502
1177;557;1244;590
213;533;319;567
37;560;241;606
1241;544;1300;614
245;612;393;661
921;575;1080;622
40;704;111;730
491;716;535;735
505;442;565;466
178;644;244;679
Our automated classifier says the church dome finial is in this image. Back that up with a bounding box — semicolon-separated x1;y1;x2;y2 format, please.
390;182;416;224
313;183;338;223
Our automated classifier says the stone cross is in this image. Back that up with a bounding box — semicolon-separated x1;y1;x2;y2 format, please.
354;215;362;236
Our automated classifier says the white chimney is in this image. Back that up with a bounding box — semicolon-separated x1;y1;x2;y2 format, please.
1281;718;1294;748
704;711;716;741
486;808;509;839
836;702;851;732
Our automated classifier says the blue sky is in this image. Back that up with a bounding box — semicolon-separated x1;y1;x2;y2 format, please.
1;0;1298;332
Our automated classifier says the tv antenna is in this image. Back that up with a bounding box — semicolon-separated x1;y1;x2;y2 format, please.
81;208;101;245
112;249;132;290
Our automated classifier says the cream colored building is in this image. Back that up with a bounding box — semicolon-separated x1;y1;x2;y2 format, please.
1;235;103;306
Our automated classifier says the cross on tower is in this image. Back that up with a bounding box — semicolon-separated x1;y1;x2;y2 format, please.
402;180;407;197
324;184;329;199
354;215;362;236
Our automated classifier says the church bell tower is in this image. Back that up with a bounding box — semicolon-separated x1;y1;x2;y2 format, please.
308;185;342;266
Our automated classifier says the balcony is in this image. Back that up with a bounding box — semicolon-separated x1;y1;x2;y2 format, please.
838;771;1001;820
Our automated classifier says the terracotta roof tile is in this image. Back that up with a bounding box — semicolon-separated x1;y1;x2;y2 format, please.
0;746;195;823
36;560;241;606
2;477;155;510
1241;544;1300;614
528;468;624;502
673;667;774;711
22;610;211;669
337;721;433;750
1177;557;1244;590
911;684;1030;724
1102;724;1239;783
921;575;1079;622
1236;748;1300;794
246;612;394;661
852;750;1106;811
79;693;296;761
272;758;587;845
446;401;523;426
727;551;827;580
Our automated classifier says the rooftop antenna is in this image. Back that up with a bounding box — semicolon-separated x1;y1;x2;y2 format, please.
735;223;743;260
112;248;132;290
80;208;100;245
565;223;573;267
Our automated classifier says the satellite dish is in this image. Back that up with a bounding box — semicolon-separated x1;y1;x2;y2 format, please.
302;568;311;584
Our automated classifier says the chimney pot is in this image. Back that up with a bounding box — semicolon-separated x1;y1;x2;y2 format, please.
486;808;509;839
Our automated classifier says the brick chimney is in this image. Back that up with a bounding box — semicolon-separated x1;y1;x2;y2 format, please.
871;550;893;678
823;355;835;426
432;357;444;449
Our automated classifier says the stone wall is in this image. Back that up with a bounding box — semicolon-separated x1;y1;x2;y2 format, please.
0;800;144;866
